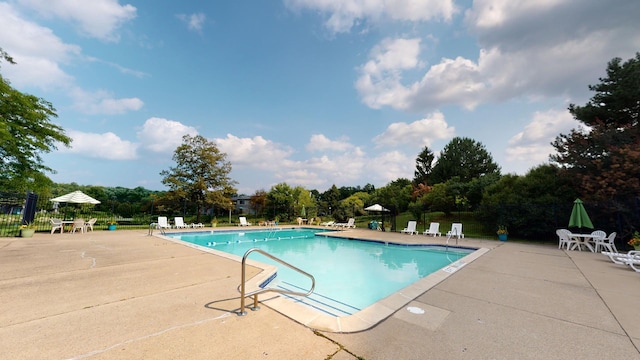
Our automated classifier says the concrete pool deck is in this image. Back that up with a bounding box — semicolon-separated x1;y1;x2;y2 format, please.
1;227;638;359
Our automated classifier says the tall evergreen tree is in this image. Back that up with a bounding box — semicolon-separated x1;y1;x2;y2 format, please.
413;146;434;186
551;53;640;201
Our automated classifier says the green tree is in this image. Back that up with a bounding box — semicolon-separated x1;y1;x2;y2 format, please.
250;189;268;217
477;164;577;240
372;178;412;215
292;185;315;217
339;193;367;219
420;183;452;214
267;182;294;221
551;53;640;202
430;137;500;184
160;134;236;222
0;48;72;192
319;185;341;219
413;146;435;185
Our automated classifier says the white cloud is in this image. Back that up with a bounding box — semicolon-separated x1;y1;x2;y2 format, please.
356;38;422;110
356;1;640;112
70;88;144;115
137;117;199;153
177;13;206;32
293;147;368;188
371;150;414;183
372;111;455;148
0;3;79;88
285;0;457;33
215;134;295;169
18;0;137;41
63;130;138;160
1;3;145;117
505;108;578;164
306;134;353;152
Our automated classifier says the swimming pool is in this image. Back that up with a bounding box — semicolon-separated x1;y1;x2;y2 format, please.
169;228;474;317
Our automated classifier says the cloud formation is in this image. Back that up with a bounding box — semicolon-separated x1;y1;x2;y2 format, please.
17;0;137;41
285;0;457;33
355;1;640;112
372;111;455;148
71;88;144;115
137;117;199;153
306;134;353;152
64;130;138;160
177;12;206;32
505;109;579;166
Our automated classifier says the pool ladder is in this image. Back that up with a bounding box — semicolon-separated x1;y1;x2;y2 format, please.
445;229;460;250
238;248;315;316
147;222;165;236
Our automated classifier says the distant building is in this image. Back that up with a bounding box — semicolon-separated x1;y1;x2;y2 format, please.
231;195;255;215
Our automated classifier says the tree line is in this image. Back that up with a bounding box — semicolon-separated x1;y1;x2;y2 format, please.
2;46;639;243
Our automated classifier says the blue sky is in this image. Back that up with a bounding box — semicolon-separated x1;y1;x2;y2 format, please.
1;0;639;194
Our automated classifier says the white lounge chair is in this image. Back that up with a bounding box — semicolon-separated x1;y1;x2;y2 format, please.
174;217;189;229
191;222;204;228
624;251;640;272
594;232;617;253
447;223;464;239
238;217;251;226
603;251;640;272
602;250;637;265
321;221;334;227
334;218;355;228
157;216;171;230
401;221;418;235
423;222;441;237
50;218;63;234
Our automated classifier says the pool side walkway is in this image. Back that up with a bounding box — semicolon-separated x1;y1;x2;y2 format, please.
0;227;638;359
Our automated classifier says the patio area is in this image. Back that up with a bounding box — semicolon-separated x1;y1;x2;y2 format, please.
0;228;638;359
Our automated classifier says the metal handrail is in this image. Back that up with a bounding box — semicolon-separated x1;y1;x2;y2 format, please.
238;247;315;316
446;229;459;249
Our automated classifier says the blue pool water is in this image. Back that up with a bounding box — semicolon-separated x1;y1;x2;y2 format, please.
170;228;472;316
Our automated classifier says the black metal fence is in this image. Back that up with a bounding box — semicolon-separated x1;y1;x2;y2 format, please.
0;191;209;237
2;191;638;250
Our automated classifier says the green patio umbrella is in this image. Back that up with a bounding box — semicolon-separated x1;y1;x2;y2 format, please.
300;205;306;217
568;198;594;229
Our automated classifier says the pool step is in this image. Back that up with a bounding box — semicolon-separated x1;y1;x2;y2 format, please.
270;280;360;317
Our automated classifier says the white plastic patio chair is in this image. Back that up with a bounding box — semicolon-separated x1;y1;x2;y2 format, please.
84;218;97;232
594;232;617;253
590;230;607;252
50;218;63;234
238;217;251;226
71;218;85;234
557;229;578;250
